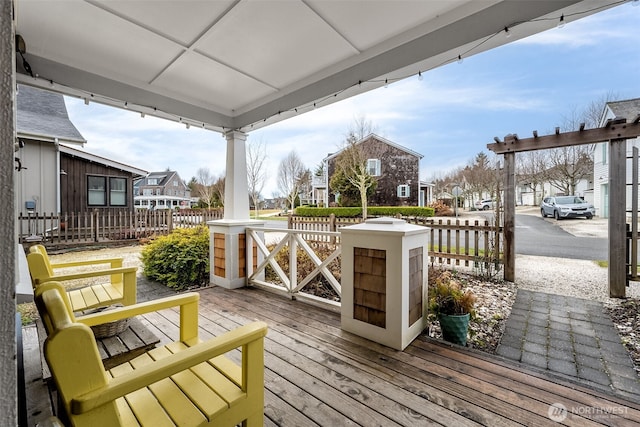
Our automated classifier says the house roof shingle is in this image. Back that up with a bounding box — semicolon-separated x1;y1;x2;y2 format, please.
17;85;86;144
325;133;423;161
605;98;640;122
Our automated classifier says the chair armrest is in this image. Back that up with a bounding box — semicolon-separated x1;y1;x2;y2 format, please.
51;258;123;269
77;293;199;326
34;267;137;284
71;321;268;414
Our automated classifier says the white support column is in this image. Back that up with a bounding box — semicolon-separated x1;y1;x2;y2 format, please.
223;130;250;220
208;130;264;289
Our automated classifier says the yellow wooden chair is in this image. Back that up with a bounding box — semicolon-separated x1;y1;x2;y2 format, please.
27;244;137;312
35;282;268;427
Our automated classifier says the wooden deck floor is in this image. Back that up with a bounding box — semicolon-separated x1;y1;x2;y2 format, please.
25;285;640;426
138;286;640;427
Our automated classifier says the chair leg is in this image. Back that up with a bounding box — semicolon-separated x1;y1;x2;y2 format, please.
242;411;263;427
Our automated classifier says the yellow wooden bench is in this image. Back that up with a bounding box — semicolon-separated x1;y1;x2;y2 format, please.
27;244;137;312
35;282;268;427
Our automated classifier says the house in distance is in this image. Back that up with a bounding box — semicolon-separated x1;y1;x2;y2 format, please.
312;134;433;208
134;171;192;210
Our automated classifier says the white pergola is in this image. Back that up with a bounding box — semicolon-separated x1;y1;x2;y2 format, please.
0;0;625;423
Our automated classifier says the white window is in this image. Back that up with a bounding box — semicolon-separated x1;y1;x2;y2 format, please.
397;185;410;198
173;180;178;186
367;159;381;176
143;189;152;196
601;143;607;165
109;177;127;206
156;188;162;195
87;176;106;206
148;178;158;185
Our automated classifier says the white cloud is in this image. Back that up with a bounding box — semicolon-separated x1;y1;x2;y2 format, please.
515;4;636;48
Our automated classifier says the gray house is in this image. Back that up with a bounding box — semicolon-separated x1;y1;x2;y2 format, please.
15;85;146;215
15;84;86;214
134;170;192;210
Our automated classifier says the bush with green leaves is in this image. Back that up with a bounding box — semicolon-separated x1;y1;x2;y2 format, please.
141;226;210;290
294;206;434;218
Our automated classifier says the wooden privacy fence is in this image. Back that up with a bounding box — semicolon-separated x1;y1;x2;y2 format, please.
288;215;503;267
18;209;223;244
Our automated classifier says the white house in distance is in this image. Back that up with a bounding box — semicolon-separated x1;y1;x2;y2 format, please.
593;98;640;218
134;170;192;210
516;174;593;206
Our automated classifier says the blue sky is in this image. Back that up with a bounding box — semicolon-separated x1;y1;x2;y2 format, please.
64;3;640;197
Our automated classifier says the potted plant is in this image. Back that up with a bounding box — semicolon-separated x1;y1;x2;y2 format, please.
429;271;476;346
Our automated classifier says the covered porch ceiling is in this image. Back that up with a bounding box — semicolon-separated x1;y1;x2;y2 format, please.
15;0;621;134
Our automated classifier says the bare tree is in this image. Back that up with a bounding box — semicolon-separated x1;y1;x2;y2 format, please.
516;151;548;205
543;146;593;195
194;168;216;209
462;152;499;205
246;139;267;217
277;151;306;211
329;115;378;218
331;140;376;218
212;175;225;207
345;114;377;142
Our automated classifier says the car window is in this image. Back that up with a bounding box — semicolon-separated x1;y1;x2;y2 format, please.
555;196;583;204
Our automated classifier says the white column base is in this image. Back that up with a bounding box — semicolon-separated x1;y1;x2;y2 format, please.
208;219;264;289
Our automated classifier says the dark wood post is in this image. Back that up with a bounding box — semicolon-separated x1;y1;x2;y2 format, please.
0;0;17;423
609;138;626;298
503;152;515;282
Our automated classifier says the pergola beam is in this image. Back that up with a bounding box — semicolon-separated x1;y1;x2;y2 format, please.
488;116;640;296
487;119;640;154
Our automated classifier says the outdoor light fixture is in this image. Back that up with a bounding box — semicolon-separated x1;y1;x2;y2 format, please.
557;14;565;28
15;34;34;78
418;71;423;81
457;55;463;64
504;26;511;38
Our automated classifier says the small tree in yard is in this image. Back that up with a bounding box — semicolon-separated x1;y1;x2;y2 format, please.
330;115;378;218
331;139;376;219
247;139;267;217
194;167;216;209
277;151;306;211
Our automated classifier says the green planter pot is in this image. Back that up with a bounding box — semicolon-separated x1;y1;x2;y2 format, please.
438;313;470;346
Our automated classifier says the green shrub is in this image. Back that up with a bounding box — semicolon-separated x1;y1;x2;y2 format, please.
141;226;210;290
294;206;434;218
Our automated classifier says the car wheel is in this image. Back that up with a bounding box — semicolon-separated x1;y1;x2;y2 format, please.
541;209;546;218
483;205;490;210
554;210;561;220
586;214;593;220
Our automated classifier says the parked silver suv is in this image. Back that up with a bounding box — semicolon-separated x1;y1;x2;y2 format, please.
540;196;595;220
474;199;494;210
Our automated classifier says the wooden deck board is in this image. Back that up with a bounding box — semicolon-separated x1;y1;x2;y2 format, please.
25;285;640;426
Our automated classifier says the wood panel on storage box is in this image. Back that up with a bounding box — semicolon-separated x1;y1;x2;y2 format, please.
408;247;423;326
353;247;386;328
214;232;226;278
238;233;258;278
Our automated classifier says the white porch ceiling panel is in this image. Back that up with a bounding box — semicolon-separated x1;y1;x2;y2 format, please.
15;0;616;133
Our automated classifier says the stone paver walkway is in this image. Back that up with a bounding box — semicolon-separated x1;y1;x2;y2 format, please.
497;289;640;401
